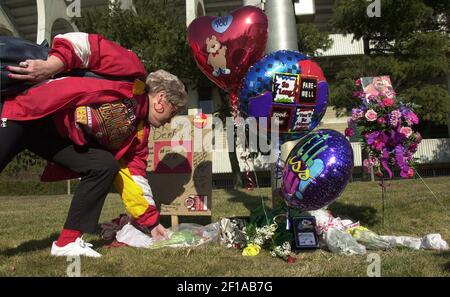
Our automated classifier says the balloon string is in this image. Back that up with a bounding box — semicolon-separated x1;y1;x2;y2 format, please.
246;169;255;191
274;156;285;180
239;151;255;191
414;169;449;213
219;73;270;229
231;91;254;191
230;91;269;224
229;92;239;119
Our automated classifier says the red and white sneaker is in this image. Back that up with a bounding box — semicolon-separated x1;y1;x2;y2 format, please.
51;237;102;258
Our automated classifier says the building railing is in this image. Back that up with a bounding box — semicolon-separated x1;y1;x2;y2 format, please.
212;138;450;174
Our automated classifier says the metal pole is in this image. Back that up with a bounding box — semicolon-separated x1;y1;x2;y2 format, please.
381;178;385;228
264;0;300;208
243;0;264;9
265;0;299;53
271;139;301;208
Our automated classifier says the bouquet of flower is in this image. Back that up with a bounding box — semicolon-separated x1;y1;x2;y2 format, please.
345;77;422;179
219;206;297;262
242;221;295;262
346;226;391;250
147;223;219;249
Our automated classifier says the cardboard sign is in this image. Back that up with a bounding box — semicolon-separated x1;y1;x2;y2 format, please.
153;140;192;174
147;114;212;217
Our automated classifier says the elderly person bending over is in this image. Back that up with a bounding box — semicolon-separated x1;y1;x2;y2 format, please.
1;32;188;257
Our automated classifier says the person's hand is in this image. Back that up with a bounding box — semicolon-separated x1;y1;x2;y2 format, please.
7;56;65;83
150;224;169;240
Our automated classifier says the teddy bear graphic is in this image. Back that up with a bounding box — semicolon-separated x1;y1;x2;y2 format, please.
206;35;231;77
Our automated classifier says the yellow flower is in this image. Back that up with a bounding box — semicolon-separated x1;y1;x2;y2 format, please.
346;226;370;237
242;244;261;256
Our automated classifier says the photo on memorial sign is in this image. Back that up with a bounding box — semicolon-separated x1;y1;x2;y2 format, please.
184;195;208;212
153;141;193;174
272;73;300;104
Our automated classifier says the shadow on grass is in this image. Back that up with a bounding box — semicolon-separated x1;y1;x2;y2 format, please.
435;250;450;273
1;228;113;256
90;238;115;248
442;261;450;273
224;188;270;215
223;189;380;226
1;232;59;256
328;202;380;226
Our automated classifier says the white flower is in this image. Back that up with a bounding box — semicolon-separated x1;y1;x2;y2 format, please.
270;241;292;258
244;222;282;253
254;238;264;246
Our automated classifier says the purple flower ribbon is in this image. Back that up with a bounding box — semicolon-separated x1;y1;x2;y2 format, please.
381;148;393;179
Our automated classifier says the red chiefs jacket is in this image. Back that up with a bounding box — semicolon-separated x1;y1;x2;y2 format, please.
1;33;159;229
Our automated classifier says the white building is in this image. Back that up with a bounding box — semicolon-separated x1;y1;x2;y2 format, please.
0;1;406;131
0;0;358;130
1;0;449;179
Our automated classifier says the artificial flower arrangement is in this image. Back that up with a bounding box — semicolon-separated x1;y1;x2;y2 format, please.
345;77;422;179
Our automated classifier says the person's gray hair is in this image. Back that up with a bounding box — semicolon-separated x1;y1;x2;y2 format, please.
145;70;188;111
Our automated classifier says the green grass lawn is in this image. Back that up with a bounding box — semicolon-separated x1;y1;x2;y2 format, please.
0;177;449;276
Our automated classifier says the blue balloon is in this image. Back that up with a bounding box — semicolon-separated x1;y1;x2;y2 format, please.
239;50;329;136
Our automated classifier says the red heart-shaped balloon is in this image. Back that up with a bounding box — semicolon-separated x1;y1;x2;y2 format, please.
188;6;268;95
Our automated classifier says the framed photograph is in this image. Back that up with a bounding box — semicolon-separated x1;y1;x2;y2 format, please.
361;76;395;99
292;216;319;250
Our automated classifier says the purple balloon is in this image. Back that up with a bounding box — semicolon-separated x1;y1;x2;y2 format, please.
281;129;354;211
